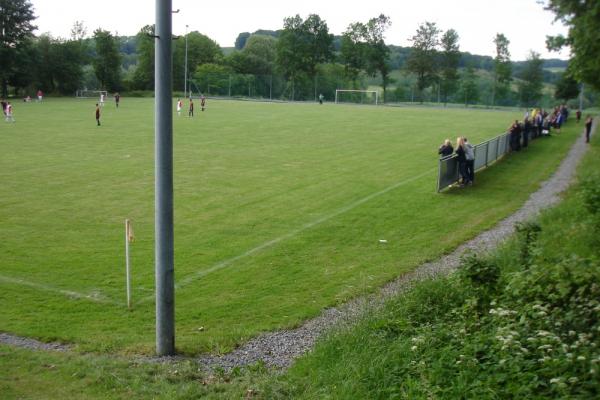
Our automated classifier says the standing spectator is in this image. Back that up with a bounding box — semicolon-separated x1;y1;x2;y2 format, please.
95;103;101;126
576;109;582;123
37;89;43;102
114;92;120;108
535;111;543;138
585;116;593;143
555;112;563;134
319;93;324;105
455;137;468;186
5;102;14;122
522;117;531;148
188;97;194;117
464;137;475;185
200;94;206;112
99;92;105;107
509;120;522;151
438;139;454;158
176;98;183;117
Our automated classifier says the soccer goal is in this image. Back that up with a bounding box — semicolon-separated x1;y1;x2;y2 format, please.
335;89;379;105
76;89;108;99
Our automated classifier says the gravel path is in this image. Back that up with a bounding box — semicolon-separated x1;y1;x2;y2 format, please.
0;124;593;370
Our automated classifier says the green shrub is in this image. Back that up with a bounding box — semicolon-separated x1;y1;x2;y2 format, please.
459;254;501;313
580;174;600;215
515;220;542;267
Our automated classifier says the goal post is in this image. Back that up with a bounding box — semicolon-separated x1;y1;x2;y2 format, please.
335;89;379;105
76;89;108;99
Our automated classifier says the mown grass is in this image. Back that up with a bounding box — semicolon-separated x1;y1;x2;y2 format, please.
0;98;578;356
257;121;600;399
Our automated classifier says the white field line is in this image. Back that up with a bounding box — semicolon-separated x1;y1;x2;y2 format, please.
139;168;435;304
0;274;119;305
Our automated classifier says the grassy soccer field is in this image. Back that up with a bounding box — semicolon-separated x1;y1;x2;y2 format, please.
0;98;578;355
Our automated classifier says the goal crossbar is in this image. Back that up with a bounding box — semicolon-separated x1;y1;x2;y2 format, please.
76;89;108;99
335;89;379;105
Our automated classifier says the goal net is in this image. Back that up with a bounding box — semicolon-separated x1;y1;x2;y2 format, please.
335;89;379;105
76;90;108;99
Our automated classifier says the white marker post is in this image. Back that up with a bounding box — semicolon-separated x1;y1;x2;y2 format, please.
125;219;133;309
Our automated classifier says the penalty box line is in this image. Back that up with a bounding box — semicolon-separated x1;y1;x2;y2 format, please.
0;274;120;305
138;168;436;304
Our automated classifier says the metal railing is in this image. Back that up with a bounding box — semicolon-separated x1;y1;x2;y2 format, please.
437;130;531;192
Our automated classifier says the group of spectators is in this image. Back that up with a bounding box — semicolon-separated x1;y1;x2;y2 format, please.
438;137;475;187
438;104;595;188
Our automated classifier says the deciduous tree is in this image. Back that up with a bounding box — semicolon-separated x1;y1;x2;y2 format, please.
276;14;333;100
131;25;154;90
0;0;37;96
554;71;580;102
364;15;392;101
406;21;441;102
439;29;460;105
518;51;543;107
340;22;368;86
544;0;600;92
93;29;122;91
492;33;512;106
461;63;479;106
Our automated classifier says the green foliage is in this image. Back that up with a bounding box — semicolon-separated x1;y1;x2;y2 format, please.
234;31;251;50
173;31;223;91
555;71;580;102
0;0;37;96
275;13;333;95
518;51;544;107
92;29;122;91
406;21;441;99
459;254;501;312
340;22;368;85
514;220;542;267
439;29;461;104
460;64;479;105
130;25;154;90
579;173;600;215
545;0;600;92
492;33;512;106
363;15;392;98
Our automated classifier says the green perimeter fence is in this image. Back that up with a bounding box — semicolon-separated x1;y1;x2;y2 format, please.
188;72;377;104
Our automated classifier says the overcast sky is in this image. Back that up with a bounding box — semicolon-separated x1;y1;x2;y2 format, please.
28;0;569;61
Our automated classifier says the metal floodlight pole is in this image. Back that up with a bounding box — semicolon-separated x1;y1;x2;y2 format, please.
184;24;189;98
155;0;175;356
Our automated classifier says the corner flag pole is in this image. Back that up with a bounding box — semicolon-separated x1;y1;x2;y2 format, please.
155;0;175;356
125;219;133;309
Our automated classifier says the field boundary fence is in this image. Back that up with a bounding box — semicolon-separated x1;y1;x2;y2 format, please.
437;130;536;192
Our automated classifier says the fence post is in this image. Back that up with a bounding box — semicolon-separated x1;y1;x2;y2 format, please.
485;141;489;167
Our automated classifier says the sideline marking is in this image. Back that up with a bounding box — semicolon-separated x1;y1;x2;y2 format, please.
139;168;435;304
0;274;119;305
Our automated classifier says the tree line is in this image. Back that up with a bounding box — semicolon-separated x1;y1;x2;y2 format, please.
1;0;596;107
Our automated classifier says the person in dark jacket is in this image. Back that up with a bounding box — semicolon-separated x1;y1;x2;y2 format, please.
585;116;593;143
509;120;522;151
522;117;531;148
455;136;468;186
438;139;454;157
